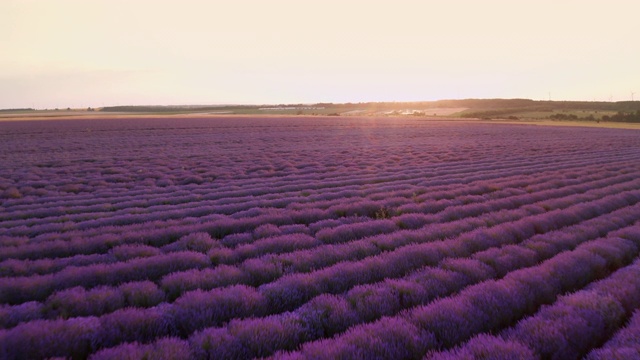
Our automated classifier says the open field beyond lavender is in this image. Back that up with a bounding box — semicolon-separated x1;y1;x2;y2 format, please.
1;116;640;359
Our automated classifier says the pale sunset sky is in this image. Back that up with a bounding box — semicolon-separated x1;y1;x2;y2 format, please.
1;0;638;109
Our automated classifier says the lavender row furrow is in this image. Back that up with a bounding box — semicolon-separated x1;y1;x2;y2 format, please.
4;164;634;266
0;251;210;304
0;159;615;238
1;215;637;360
2;170;639;309
160;181;640;300
4;142;627;219
429;243;640;360
2;195;637;359
3;148;637;236
155;209;640;359
6;159;636;246
3;119;640;360
258;191;640;314
133;177;640;300
277;226;640;360
255;182;640;277
586;310;640;359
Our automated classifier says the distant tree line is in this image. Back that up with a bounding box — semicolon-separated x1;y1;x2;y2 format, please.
0;108;35;112
601;111;640;123
100;105;261;113
549;113;591;121
549;111;640;123
100;106;192;112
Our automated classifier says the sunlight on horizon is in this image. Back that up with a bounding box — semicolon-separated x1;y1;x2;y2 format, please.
1;0;638;108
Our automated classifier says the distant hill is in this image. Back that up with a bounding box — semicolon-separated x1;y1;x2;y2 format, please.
100;99;640;112
5;100;638;122
99;99;640;122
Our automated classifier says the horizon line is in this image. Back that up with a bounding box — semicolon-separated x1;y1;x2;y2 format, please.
4;97;638;112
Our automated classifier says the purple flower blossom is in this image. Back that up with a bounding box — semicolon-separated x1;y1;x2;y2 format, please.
3;118;640;359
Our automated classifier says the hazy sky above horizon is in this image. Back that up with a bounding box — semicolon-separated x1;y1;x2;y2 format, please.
1;0;638;109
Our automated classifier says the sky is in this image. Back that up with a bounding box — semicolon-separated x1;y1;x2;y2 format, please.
1;0;639;109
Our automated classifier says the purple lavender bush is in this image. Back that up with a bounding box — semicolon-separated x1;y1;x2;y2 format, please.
3;117;640;359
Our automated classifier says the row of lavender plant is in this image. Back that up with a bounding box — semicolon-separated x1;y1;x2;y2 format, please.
1;155;616;233
0;150;566;219
3;148;624;220
3;165;637;273
3;136;636;235
57;223;640;360
2;180;636;278
1;163;621;266
119;209;640;360
429;252;640;360
2;164;631;261
271;225;640;360
20;160;640;245
2;204;639;359
4;149;631;242
2;198;638;327
3;178;639;306
5;172;640;310
586;309;640;359
4;127;629;223
0;167;616;274
0;144;572;221
3;119;640;359
3;121;636;207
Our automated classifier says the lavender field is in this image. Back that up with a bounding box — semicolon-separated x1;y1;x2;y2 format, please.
1;116;640;359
